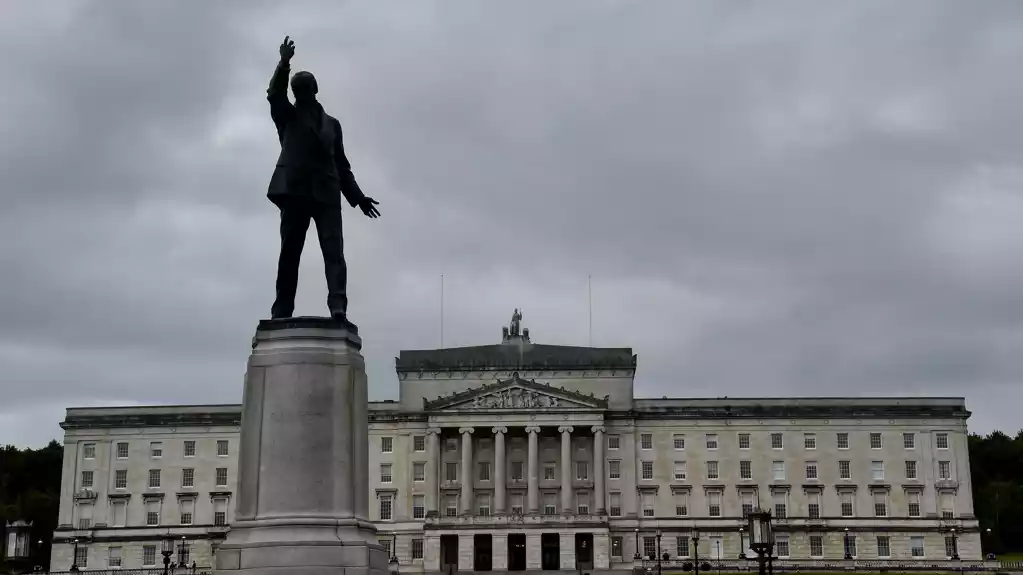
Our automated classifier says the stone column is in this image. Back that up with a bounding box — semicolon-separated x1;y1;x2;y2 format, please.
560;532;577;570
493;426;508;514
425;428;441;517
424;535;441;573
526;426;541;513
559;426;574;514
525;533;542;570
492;533;509;571
215;317;387;575
592;425;606;514
459;427;474;514
457;533;475;572
594;533;610;569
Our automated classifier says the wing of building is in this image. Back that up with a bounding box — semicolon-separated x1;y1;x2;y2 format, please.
51;316;978;572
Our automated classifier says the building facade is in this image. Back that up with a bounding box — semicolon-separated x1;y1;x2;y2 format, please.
51;317;980;571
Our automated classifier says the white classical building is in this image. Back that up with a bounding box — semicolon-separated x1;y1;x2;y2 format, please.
51;315;980;572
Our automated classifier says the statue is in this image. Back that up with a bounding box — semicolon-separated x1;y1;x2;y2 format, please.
266;37;381;325
509;308;522;336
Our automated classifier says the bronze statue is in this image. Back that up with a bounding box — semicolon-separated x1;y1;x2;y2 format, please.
266;36;381;324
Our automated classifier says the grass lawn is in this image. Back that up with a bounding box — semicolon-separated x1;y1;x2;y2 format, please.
997;552;1023;561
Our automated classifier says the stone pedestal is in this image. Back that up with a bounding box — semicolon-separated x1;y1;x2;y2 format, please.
215;317;388;575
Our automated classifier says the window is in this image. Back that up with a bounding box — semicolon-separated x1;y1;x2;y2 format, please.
910;536;924;558
870;433;882;449
772;461;785;481
607;435;620;450
641;461;654;480
182;468;194;488
445;495;458;517
740;490;755;517
111;500;126;527
180;545;190;566
114;469;127;489
643;537;657;560
707;461;719;480
445;462;458;482
945;536;958;558
839;460;851;480
574;491;590;515
708;491;722;517
807;491;821;519
840;491;854;517
509;493;523;515
379;494;393;520
413;435;425;452
214;497;228;525
81;470;94;489
873;491;888;517
108;546;121;568
410;462;425;483
411;538;424;560
673;461;687;481
380;539;392;557
740;460;752;480
877;536;891;558
511;461;524;481
677;536;690;558
184;440;196;457
939;461;952;480
543;463;557;480
179;497;195;525
771;433;783;449
216;467;228;487
936;432;949;450
181;511;193;525
143;545;158;566
908;491;922;517
805;462;818;480
148;469;161;488
116;442;129;459
147;510;159;526
445;438;457;451
77;503;93;529
871;461;884;481
151;441;163;458
83;443;96;459
380;436;393;453
705;434;718;449
673;434;686;450
809;535;823;558
775;536;789;558
674;491;689;516
477;493;491;516
843;535;857;558
576;461;589;480
609;492;622;517
903;432;915;449
905;460;918;480
380;464;393;483
608;460;621;479
479;462;491;481
640;434;653;450
412;494;425;519
738;433;750;449
611;536;623;558
217;440;229;456
641;492;654;517
837;432;849;449
804;433;816;450
773;492;787;519
543;493;557;515
940;492;955;518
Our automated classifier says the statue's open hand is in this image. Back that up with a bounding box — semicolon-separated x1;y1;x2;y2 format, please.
359;197;381;219
280;36;295;61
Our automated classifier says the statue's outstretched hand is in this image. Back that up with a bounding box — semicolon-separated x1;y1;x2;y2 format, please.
280;36;295;61
359;197;381;219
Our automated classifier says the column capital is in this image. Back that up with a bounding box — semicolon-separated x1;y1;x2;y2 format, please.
558;426;574;434
591;426;606;434
525;426;541;434
458;427;475;435
426;428;442;435
492;426;508;435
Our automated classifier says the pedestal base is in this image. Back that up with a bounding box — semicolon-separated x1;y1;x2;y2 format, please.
215;317;386;575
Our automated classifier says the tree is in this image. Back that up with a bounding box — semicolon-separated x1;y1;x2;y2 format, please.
969;430;1023;555
0;441;63;570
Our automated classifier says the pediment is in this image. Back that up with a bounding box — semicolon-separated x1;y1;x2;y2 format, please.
423;373;609;411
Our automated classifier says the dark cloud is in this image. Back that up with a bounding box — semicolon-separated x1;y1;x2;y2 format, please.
3;0;1023;447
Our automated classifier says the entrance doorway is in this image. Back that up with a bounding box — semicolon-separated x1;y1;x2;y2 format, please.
474;534;493;571
575;533;594;571
541;533;560;570
440;534;458;575
507;534;526;571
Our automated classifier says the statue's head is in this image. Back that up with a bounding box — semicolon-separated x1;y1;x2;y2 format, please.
291;71;318;103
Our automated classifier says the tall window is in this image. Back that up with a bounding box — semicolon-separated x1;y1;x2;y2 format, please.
412;495;425;519
673;434;686;450
740;490;754;517
807;491;821;519
840;492;854;517
609;492;622;517
184;440;196;457
411;539;424;560
413;436;426;452
641;492;654;517
940;492;955;518
543;463;556;480
805;461;818;480
477;493;492;517
479;462;491;481
379;494;393;520
81;471;94;489
148;469;161;489
772;491;787;519
804;433;816;450
511;461;524;480
380;464;393;483
111;500;127;527
877;536;891;558
143;545;157;566
676;537;690;558
607;435;620;450
705;434;718;449
945;536;958;558
871;461;884;481
740;460;752;480
83;443;96;459
936;432;949;449
771;433;783;449
908;491;922;517
214;497;228;526
738;433;750;450
445;462;458;482
640;434;653;450
939;461;952;480
775;536;789;558
116;442;129;459
381;437;393;453
905;460;918;480
706;461;719;480
543;493;557;515
150;442;163;458
674;491;689;517
215;467;228;487
217;440;229;456
608;460;621;479
576;491;590;514
611;537;623;558
839;460;851;480
179;498;194;525
673;461;687;481
182;468;194;488
809;535;823;558
77;503;93;529
114;469;127;490
445;495;458;517
870;433;883;449
707;491;722;517
641;461;654;480
146;500;160;526
873;491;888;517
910;536;925;558
576;461;589;480
413;462;425;482
843;535;857;558
107;546;121;568
510;493;524;515
643;537;657;560
772;461;785;481
836;432;849;449
903;433;915;449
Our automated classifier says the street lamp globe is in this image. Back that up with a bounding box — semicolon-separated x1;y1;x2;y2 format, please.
747;508;773;556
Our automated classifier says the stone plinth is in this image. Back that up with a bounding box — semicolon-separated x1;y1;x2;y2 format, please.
215;317;388;575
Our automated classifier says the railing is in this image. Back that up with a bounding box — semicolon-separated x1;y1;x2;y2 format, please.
636;558;997;572
43;570;212;575
425;511;608;527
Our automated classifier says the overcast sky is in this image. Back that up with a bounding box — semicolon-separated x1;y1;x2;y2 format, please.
2;0;1023;448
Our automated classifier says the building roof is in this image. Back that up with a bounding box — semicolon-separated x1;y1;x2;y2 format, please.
395;343;637;372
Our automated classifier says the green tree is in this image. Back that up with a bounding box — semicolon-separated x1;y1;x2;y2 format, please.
969;430;1023;555
0;441;63;569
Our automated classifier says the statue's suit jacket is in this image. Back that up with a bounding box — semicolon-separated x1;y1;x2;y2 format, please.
266;61;366;209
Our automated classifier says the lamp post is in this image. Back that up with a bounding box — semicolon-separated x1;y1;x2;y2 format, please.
389;533;399;574
747;508;774;575
178;535;189;569
844;528;852;560
691;528;700;575
161;537;175;575
985;527;993;558
738;527;746;559
634;528;641;560
69;538;79;572
656;530;663;575
950;528;960;560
